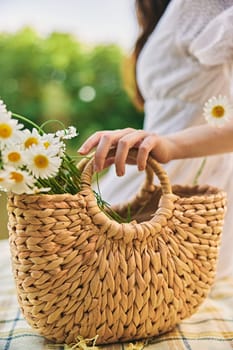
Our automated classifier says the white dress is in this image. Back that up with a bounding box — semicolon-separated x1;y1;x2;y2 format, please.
97;0;233;280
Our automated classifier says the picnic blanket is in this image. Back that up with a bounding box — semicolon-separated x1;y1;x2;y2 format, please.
0;238;233;350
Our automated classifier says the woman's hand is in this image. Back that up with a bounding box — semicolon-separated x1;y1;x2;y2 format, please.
78;128;175;176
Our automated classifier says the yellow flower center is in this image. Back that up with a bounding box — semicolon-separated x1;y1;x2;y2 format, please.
211;105;225;118
10;172;24;183
43;141;50;149
24;137;39;149
8;152;21;163
0;123;13;139
0;177;4;182
34;155;49;169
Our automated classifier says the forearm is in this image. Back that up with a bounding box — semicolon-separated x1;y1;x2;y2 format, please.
167;121;233;160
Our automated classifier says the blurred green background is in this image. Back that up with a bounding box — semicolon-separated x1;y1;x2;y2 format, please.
0;28;143;239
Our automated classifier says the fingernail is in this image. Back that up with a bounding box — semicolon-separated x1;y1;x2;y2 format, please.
78;146;85;153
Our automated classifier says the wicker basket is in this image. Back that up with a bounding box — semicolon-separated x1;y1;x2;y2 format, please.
7;149;227;345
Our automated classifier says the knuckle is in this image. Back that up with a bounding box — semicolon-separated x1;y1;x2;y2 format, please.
118;139;129;148
150;133;158;142
102;134;112;143
139;144;149;153
126;127;135;132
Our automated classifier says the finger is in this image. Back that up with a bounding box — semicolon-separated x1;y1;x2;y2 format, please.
114;130;147;176
94;134;115;171
137;134;159;170
94;128;135;171
78;131;104;154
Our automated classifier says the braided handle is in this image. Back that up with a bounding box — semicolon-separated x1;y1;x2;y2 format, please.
80;148;172;195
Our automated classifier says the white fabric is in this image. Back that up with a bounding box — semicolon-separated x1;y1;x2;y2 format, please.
98;0;233;279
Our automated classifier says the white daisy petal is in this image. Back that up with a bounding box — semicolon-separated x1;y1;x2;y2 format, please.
0;169;14;192
0;100;12;120
55;129;65;139
64;126;78;139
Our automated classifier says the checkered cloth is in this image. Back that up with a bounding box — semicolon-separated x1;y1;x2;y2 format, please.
0;239;233;350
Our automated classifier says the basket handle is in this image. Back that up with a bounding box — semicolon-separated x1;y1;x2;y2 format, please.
80;148;172;195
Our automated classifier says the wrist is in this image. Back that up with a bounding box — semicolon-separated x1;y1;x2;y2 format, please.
165;134;185;160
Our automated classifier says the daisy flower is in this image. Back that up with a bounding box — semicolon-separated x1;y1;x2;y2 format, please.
41;133;65;156
56;126;78;140
9;169;36;194
25;145;62;179
0;114;23;148
203;95;233;127
22;128;42;149
2;144;26;167
1;167;35;194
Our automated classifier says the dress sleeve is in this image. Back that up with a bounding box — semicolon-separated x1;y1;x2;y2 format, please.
189;6;233;66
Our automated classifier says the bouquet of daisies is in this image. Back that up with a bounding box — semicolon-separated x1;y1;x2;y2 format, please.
0;100;81;195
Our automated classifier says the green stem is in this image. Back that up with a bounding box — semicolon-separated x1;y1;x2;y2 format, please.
12;113;44;134
193;157;207;185
40;119;66;131
94;174;131;223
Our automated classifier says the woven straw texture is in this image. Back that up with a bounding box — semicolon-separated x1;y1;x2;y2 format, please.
7;150;227;345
